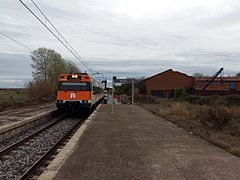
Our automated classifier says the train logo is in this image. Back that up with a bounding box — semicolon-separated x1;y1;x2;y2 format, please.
70;93;76;99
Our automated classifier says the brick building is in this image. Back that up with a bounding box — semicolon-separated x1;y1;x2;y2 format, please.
144;69;195;98
142;69;240;97
195;77;240;95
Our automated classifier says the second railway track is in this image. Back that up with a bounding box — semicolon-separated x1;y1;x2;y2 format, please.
0;114;86;180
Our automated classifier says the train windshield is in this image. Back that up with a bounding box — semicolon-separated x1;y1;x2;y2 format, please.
59;82;91;91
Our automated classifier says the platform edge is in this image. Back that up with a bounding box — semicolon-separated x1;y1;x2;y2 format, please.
37;105;101;180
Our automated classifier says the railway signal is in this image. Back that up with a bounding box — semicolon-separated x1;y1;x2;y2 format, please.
102;79;107;90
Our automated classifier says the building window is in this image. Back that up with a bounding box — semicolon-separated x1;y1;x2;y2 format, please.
229;82;235;89
220;79;224;86
210;81;215;86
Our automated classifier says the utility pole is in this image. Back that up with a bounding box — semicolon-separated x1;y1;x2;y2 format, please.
132;78;134;113
112;76;116;113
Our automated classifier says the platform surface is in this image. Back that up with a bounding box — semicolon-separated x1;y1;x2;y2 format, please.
0;102;56;134
53;104;240;180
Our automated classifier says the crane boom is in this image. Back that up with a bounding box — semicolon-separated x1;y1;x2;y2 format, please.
201;67;223;91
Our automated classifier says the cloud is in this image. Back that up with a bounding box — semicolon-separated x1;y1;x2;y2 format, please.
1;0;240;87
0;53;32;88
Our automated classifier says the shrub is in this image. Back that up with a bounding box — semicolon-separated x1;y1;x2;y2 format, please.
135;95;159;104
184;95;224;106
25;80;56;100
184;95;201;104
175;88;187;98
224;96;240;107
168;102;192;120
0;96;11;110
205;106;232;129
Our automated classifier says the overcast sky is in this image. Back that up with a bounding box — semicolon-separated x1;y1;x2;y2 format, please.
1;0;240;87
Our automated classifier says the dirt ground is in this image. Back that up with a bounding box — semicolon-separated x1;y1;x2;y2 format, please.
140;100;240;157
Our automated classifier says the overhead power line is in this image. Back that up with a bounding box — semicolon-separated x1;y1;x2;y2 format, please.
0;32;34;51
29;0;95;74
19;0;91;72
19;0;102;81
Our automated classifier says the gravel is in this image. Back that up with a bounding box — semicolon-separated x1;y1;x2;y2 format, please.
0;118;81;180
0;117;57;151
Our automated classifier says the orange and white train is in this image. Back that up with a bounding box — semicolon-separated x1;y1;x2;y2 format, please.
56;73;104;112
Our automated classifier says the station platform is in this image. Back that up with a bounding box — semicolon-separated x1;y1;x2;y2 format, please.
0;103;55;136
39;104;240;180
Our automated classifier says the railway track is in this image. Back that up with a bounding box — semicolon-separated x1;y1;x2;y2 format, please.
0;115;66;157
0;112;62;152
0;114;85;180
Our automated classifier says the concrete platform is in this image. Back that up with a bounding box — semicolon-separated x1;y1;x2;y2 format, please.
0;102;56;135
39;104;240;180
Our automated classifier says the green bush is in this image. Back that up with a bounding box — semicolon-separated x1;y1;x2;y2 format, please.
175;88;187;98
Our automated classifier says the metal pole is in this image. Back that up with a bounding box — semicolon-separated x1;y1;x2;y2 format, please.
104;78;107;90
111;77;114;113
132;78;134;113
174;88;176;99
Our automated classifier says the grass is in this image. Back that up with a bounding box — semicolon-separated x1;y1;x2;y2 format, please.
0;89;27;111
0;88;54;112
138;96;240;157
0;89;26;101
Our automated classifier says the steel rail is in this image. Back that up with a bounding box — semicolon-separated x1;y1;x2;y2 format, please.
0;115;67;157
18;117;84;180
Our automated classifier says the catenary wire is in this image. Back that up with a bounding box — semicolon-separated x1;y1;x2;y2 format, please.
19;0;102;82
29;0;96;74
0;32;34;51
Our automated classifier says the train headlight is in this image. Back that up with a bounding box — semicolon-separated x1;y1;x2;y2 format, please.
72;75;78;78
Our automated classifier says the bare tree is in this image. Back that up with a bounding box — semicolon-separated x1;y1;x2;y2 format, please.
31;48;66;83
236;72;240;77
28;48;80;99
193;72;205;77
66;61;80;73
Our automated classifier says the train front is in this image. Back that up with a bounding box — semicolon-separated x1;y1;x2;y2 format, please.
56;73;92;112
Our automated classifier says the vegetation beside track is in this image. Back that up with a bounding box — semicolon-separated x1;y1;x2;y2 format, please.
0;88;53;112
26;47;80;100
0;89;27;111
1;48;80;112
137;95;240;157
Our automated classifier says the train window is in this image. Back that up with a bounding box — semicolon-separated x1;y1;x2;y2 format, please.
59;82;91;91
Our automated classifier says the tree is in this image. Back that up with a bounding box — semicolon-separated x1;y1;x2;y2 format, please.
30;48;81;86
28;48;80;99
236;72;240;77
193;73;205;77
31;48;66;83
66;61;80;73
135;76;146;94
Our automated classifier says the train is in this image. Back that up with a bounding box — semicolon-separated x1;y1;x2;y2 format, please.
56;73;105;113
